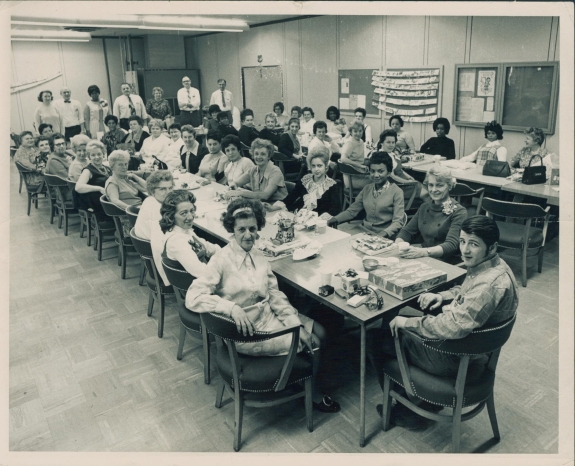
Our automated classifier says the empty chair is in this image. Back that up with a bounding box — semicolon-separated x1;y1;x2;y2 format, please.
43;174;79;235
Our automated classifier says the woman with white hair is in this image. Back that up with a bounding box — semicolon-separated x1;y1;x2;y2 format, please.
140;118;176;168
395;165;467;261
68;134;92;181
105;150;147;209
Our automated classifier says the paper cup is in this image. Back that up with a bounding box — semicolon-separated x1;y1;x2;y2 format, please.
316;219;327;234
320;270;332;286
397;242;410;251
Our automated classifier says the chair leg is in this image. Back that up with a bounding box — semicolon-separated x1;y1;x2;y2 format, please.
121;246;127;279
138;260;145;286
64;212;69;236
215;382;225;408
305;378;313;432
486;393;501;440
177;323;186;360
97;234;104;260
19;175;23;194
537;247;545;273
157;293;165;338
202;328;210;384
87;218;92;247
451;395;464;453
382;376;392;431
57;209;63;229
117;245;122;266
233;391;244;452
147;291;154;317
49;202;55;224
521;246;528;287
26;194;32;216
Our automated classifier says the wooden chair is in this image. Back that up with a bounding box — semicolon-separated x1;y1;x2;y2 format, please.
43;176;59;224
481;197;550;287
126;204;146;285
381;314;516;453
200;312;314;451
67;179;91;244
338;161;368;210
391;178;419;214
451;182;485;217
162;258;212;384
273;151;300;182
100;196;137;279
90;211;117;261
129;228;174;338
43;174;79;236
14;161;48;216
240;141;252;159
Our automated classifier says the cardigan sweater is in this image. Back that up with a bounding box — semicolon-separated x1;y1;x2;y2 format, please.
419;136;456;160
396;198;467;258
258;127;281;147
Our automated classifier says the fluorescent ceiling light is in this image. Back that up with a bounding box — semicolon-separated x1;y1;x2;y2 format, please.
11;29;92;41
137;26;245;33
12;38;90;42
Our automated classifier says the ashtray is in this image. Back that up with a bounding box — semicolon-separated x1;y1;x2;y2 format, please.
362;258;380;272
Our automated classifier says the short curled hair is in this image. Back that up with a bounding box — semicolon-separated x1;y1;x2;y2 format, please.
389;115;404;127
326;106;340;121
302;107;314;118
128;115;144;127
312;120;327;134
38;123;53;135
50;133;66;145
354;107;366;118
104;114;119;126
240;109;254;122
37;90;53;102
108;150;131;170
206;130;221;143
159;190;196;233
349;121;364;134
216;111;229;122
290;106;302;116
70;134;91;148
148;118;164;130
423;165;457;190
366;151;393;173
287;117;300;129
86;140;106;155
273;102;284;114
87;85;100;95
168;123;181;132
221;134;241;153
461;215;500;249
35;135;53;151
524;127;545;146
19;130;33;141
250;138;274;159
264;112;277;124
307;145;330;169
221;198;266;233
152;87;163;95
146;170;174;195
378;129;397;147
433;117;451;135
208;104;221;115
484;121;504;140
181;125;196;137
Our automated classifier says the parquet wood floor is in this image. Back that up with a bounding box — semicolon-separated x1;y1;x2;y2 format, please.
8;164;559;453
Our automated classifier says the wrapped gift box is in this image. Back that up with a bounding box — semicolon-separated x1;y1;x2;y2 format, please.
368;260;447;300
341;275;360;293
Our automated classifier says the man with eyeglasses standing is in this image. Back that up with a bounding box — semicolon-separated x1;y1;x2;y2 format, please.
177;76;201;127
113;83;148;131
209;78;233;125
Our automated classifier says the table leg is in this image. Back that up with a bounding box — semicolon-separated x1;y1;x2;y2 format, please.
359;323;366;447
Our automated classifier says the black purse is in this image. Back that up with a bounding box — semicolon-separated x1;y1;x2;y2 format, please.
482;160;511;178
522;155;547;185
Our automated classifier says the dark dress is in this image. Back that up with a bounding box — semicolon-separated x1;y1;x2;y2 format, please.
122;130;150;153
76;163;112;220
258;127;281;147
180;144;210;174
420;136;456;160
218;123;238;139
278;133;303;177
282;175;342;217
238;125;260;147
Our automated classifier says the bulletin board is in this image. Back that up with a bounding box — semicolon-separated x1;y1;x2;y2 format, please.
338;69;378;116
371;66;442;123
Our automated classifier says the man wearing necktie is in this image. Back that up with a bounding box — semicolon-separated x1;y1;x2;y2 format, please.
53;87;85;142
210;79;234;126
113;83;149;131
177;76;201;128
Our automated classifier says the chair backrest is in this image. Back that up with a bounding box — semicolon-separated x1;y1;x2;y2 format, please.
129;228;153;258
43;173;67;188
100;195;127;217
481;197;548;220
451;183;485;216
391;178;418;211
338;161;366;207
240;142;252;159
15;161;41;192
126;204;140;228
285;181;295;194
162;258;194;301
272;151;292;175
44;174;70;206
201;312;291;344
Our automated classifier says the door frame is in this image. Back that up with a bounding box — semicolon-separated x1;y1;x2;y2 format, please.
240;65;284;110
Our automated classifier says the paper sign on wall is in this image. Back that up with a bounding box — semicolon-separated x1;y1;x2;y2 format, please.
486;97;494;112
459;70;475;92
348;94;358;109
470;98;485;122
357;94;366;109
483;111;495;122
477;70;496;97
339;97;349;110
341;78;350;95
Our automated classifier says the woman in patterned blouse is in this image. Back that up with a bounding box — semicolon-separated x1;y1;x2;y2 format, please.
145;87;172;122
509;127;554;179
101;115;127;155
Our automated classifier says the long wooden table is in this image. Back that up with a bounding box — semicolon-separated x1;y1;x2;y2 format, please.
501;181;560;206
409;161;516;188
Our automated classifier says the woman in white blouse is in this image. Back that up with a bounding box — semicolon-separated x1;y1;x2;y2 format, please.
134;170;174;241
299;107;316;136
460;120;508;165
221;135;254;186
389;115;416;153
151;190;221;286
140;118;178;169
186;198;341;413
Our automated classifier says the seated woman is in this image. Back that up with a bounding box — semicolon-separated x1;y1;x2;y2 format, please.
238;109;260;148
166;123;185;162
134;170;174;241
121;115;150;153
75;140;112;220
509;127;553;177
68;134;92;181
340;121;370;191
217;111;239;138
325;105;348;137
221;135;254;186
290;106;302;120
273;145;341;217
34;135;51;170
273;102;289;129
350;107;372;143
419;117;456;160
460;120;507;165
198;130;228;183
101;115;127;155
180;125;209;174
104;150;147;209
14;131;43;188
151;190;221;285
389;115;416;153
395;165;467;262
140;118;178;169
278;117;305;177
307;121;341;162
204;104;221;132
299;107;316;135
257;112;281;147
328;152;405;239
38;123;53;137
226;138;288;203
186;198;340;413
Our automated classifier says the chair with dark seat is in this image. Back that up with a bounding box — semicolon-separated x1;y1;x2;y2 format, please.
100;196;137;279
481;197;550;287
129;228;174;337
14;161;48;216
338;161;368;210
240;141;252;160
380;314;516;453
451;182;485;217
162;258;211;384
44;174;79;236
273;151;300;182
126;204;146;285
67;179;91;244
200;312;314;451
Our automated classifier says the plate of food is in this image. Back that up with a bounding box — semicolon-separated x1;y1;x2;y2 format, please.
351;234;396;256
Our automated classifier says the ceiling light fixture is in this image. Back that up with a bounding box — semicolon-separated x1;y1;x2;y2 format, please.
11;29;92;42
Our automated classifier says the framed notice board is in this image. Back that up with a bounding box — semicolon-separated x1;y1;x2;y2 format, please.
453;62;559;134
338;69;378;116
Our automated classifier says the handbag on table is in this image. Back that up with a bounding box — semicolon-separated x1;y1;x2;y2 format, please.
522;154;547;185
482;160;511;178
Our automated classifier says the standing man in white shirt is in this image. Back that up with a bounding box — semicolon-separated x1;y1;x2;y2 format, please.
209;78;233;125
177;76;201;127
53;87;85;142
113;83;148;131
